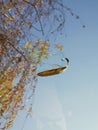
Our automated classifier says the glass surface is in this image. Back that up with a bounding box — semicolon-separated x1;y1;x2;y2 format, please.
10;0;98;130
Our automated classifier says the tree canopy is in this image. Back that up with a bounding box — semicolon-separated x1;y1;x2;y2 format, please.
0;0;84;129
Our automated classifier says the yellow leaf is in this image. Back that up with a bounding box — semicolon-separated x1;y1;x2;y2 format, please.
55;44;63;51
41;43;49;53
37;54;43;64
8;3;13;10
25;42;32;49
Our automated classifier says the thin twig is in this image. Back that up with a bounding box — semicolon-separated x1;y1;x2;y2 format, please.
23;0;44;35
7;41;28;62
33;6;44;35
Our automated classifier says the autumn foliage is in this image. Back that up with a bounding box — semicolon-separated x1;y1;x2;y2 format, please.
0;0;67;129
0;0;83;129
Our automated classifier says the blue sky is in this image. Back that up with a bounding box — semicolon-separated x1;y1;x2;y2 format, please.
11;0;98;130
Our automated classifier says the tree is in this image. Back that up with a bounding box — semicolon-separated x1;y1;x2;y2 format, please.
0;0;84;129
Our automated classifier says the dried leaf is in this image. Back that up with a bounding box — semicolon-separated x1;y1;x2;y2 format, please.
55;44;64;51
37;58;69;76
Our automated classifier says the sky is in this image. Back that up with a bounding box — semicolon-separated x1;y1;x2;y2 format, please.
11;0;98;130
